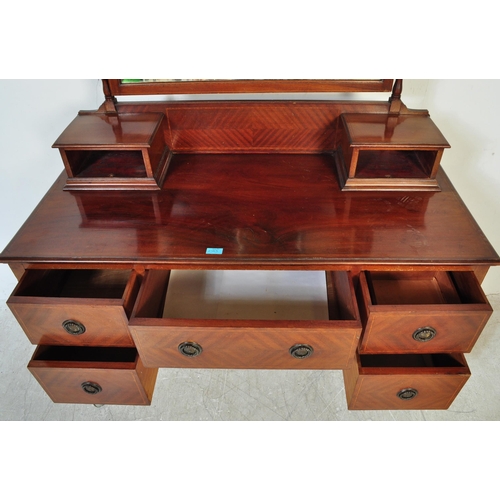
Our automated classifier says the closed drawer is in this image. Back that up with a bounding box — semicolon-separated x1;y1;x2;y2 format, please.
28;346;157;405
357;271;492;353
7;269;141;346
129;270;362;369
343;352;470;410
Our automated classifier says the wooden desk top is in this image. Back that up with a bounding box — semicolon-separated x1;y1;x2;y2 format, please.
1;153;498;268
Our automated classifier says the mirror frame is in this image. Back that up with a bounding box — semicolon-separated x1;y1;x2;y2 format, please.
106;79;394;96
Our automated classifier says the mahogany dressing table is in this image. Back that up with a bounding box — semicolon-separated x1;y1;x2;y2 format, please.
1;79;498;410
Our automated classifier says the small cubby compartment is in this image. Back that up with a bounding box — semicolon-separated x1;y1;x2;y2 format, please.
336;113;449;191
355;149;437;179
129;270;362;369
357;270;493;354
53;112;170;190
66;150;147;179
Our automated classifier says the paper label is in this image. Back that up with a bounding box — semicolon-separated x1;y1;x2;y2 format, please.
206;248;223;255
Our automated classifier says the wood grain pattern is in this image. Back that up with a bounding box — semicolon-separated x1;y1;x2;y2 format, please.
116;100;392;153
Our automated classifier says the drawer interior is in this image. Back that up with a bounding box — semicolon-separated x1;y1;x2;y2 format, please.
32;345;138;363
359;353;466;369
134;270;358;322
15;269;132;299
364;270;487;306
162;270;328;320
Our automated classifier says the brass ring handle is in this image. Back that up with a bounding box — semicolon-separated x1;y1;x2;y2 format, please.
412;327;436;342
178;341;203;357
81;381;102;395
62;319;86;335
289;344;314;359
397;388;418;400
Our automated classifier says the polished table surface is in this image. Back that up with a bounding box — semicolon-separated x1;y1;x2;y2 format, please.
1;153;498;268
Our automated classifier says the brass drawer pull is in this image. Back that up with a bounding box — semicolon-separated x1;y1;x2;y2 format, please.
397;388;418;400
289;344;314;359
62;319;86;335
178;341;203;357
81;381;102;395
412;327;436;342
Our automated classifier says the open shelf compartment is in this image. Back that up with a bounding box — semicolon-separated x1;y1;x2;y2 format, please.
336;113;450;191
53;112;170;190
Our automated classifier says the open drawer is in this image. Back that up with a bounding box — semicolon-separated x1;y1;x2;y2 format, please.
7;269;141;346
357;270;492;353
129;270;362;369
28;346;158;405
343;352;471;410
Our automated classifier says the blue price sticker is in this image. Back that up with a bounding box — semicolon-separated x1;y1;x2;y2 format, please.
206;248;223;255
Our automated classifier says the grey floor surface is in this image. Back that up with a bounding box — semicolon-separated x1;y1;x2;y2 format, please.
1;292;499;421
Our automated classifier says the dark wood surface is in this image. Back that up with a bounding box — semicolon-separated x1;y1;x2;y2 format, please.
1;152;498;268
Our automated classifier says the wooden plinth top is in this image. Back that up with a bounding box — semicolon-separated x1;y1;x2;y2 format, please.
53;113;164;148
342;113;450;148
1;153;498;268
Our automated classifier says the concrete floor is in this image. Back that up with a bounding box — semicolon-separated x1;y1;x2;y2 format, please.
1;274;499;421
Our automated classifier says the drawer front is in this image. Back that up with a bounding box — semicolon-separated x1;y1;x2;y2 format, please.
129;322;360;369
7;269;141;346
8;302;135;346
359;310;492;353
343;353;471;410
358;271;492;353
28;346;157;405
345;373;470;410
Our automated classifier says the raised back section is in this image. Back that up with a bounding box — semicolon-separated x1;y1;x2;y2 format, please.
116;100;394;153
100;79;402;153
